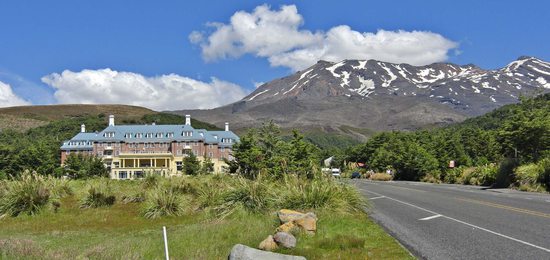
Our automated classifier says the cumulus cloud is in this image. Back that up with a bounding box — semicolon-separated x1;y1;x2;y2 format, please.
41;69;248;111
0;80;31;107
191;4;458;71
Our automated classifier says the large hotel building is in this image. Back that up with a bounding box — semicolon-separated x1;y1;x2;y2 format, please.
60;115;239;179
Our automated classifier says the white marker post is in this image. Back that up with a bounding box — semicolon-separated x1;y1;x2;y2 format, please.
163;226;169;260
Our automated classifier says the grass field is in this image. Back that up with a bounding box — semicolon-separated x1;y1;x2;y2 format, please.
0;176;412;259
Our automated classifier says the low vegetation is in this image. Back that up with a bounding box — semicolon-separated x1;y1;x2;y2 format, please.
0;123;412;259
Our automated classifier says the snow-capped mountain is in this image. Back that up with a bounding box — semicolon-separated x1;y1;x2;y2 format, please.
245;56;550;114
175;56;550;135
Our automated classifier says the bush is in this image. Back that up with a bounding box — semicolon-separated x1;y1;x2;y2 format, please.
370;173;392;181
461;164;497;186
80;183;116;208
0;172;51;217
421;171;441;183
142;188;185;219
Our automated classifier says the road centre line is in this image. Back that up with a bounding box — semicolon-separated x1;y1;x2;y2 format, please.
359;187;550;253
457;198;550;219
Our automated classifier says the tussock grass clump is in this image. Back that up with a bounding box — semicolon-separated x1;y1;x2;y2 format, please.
80;182;116;208
514;161;548;192
142;188;186;219
0;172;51;217
121;191;145;204
47;177;73;198
278;176;366;213
142;174;161;189
370;173;393;181
215;177;272;216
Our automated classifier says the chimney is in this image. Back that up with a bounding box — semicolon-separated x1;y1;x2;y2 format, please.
225;122;229;131
109;115;115;126
185;115;191;126
81;124;86;133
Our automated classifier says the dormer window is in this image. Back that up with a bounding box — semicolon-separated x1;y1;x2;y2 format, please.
135;133;143;138
156;133;164;138
124;133;133;138
166;132;174;138
145;133;153;138
104;132;115;138
182;131;193;137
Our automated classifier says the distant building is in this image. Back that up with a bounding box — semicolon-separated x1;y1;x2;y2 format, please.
60;115;239;179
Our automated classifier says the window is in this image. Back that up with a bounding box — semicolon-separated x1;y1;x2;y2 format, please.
193;141;198;146
193;150;198;155
115;151;120;156
134;171;144;179
119;171;128;179
220;147;225;152
65;150;70;155
176;161;183;171
177;149;182;155
167;132;174;138
135;133;143;138
182;131;193;137
146;133;153;138
209;144;213;149
113;162;120;168
104;132;115;138
98;151;103;156
208;152;213;158
125;133;132;138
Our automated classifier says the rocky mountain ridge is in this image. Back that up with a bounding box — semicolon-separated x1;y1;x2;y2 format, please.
174;56;550;137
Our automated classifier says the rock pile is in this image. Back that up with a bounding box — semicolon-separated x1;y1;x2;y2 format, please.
229;209;317;260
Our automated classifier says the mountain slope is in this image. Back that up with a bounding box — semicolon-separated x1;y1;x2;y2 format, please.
0;104;155;132
175;56;550;133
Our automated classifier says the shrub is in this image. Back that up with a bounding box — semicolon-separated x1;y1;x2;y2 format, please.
0;172;51;217
461;164;497;186
80;183;116;208
421;171;441;183
142;188;185;219
370;173;392;181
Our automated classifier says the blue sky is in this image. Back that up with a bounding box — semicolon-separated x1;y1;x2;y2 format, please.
0;0;548;109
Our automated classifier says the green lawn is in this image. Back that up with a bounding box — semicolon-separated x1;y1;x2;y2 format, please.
0;197;411;260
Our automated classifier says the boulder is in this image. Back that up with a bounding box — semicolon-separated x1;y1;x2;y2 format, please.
294;215;317;234
276;221;299;234
228;244;306;260
277;209;305;223
258;235;278;251
273;232;297;249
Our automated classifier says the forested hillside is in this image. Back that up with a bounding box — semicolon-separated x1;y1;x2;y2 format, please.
344;93;549;191
0;113;220;179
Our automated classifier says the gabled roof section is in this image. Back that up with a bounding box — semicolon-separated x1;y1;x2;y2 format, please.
61;122;239;150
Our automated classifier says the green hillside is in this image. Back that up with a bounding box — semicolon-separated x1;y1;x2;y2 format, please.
345;93;550;191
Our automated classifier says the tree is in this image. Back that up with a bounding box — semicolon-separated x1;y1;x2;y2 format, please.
200;156;214;174
183;153;201;175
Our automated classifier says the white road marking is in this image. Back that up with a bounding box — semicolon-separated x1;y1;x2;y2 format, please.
419;214;442;221
369;196;385;200
360;188;550;253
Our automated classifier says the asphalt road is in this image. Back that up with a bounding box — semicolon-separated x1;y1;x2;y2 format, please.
353;180;550;260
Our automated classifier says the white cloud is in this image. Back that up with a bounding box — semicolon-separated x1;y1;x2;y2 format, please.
41;69;248;111
0;80;31;107
191;4;459;71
